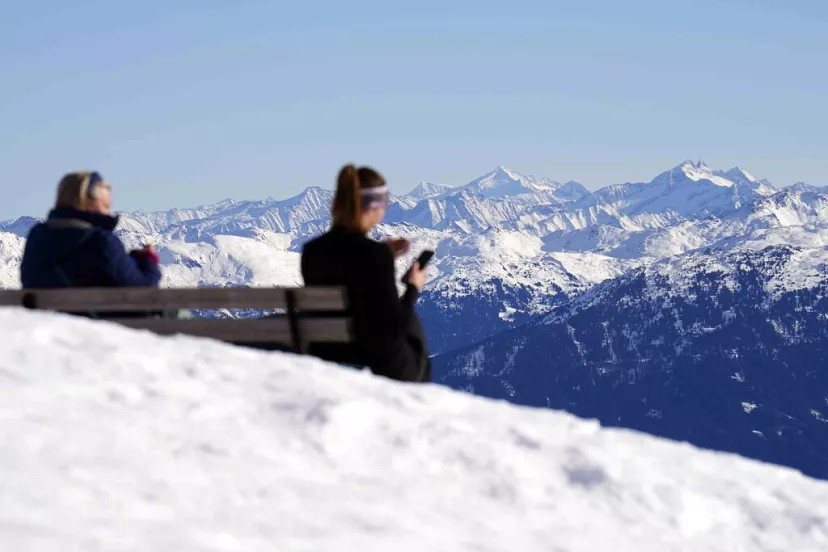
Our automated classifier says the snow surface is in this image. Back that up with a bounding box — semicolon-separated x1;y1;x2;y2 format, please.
0;232;24;288
2;309;828;551
158;230;302;288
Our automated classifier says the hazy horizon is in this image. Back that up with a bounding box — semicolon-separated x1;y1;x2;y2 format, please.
2;158;819;220
2;0;826;219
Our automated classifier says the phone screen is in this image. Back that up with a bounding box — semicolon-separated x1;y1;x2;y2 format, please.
402;250;435;284
416;250;434;268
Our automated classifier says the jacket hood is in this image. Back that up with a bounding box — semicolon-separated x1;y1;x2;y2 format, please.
48;207;120;231
24;208;118;267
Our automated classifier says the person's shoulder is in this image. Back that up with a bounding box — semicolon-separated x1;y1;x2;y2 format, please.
363;236;391;255
358;237;395;268
303;228;391;260
91;225;117;240
301;231;332;258
302;231;327;249
304;229;378;251
25;221;46;240
327;230;390;258
92;227;126;254
27;219;107;245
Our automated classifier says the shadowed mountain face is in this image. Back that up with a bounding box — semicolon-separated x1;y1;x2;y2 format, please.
417;278;567;354
436;245;828;479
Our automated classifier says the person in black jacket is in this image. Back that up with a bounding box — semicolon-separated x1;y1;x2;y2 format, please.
301;164;430;382
21;171;161;289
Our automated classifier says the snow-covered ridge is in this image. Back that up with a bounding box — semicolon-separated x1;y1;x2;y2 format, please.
2;308;827;551
0;232;24;289
544;242;828;327
459;165;591;201
585;160;777;221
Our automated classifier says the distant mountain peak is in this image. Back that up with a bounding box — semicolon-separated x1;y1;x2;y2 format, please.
462;167;534;198
405;181;453;199
678;159;709;171
466;165;524;185
493;165;521;179
668;162;769;189
641;161;773;196
554;180;592;202
659;160;735;188
301;185;327;194
294;186;331;200
719;166;758;183
589;160;779;219
455;166;592;204
786;181;827;193
0;215;40;238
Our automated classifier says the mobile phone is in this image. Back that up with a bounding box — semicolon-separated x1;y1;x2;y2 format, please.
401;249;435;283
415;249;434;268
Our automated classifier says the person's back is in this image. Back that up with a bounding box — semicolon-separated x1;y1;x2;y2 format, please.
301;164;430;383
21;171;160;289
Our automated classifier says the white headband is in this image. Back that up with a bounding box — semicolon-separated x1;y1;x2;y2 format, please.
360;185;389;195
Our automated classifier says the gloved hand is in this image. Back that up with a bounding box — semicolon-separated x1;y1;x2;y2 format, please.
130;244;160;265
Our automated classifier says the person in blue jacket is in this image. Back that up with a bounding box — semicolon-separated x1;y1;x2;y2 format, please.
21;171;161;288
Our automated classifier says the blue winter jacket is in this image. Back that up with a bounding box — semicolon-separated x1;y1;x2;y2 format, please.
20;207;161;288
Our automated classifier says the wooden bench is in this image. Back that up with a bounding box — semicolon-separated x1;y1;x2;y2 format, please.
0;287;351;354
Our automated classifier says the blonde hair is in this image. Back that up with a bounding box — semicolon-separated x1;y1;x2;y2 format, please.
55;171;111;209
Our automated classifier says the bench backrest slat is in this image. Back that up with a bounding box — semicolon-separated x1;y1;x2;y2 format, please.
0;287;346;311
111;317;351;344
0;286;352;352
0;290;23;306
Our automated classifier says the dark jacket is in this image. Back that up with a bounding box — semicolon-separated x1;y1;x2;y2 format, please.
301;225;428;382
21;207;161;289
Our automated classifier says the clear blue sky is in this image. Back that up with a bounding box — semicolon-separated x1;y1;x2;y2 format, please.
1;0;826;219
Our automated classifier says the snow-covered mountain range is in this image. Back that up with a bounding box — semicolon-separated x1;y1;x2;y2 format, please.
1;160;826;476
1;160;825;351
5;159;818;352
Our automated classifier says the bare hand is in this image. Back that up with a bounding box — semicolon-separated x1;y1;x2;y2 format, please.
406;261;428;291
384;237;410;259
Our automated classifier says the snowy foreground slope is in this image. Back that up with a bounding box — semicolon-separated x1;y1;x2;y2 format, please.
1;310;827;552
